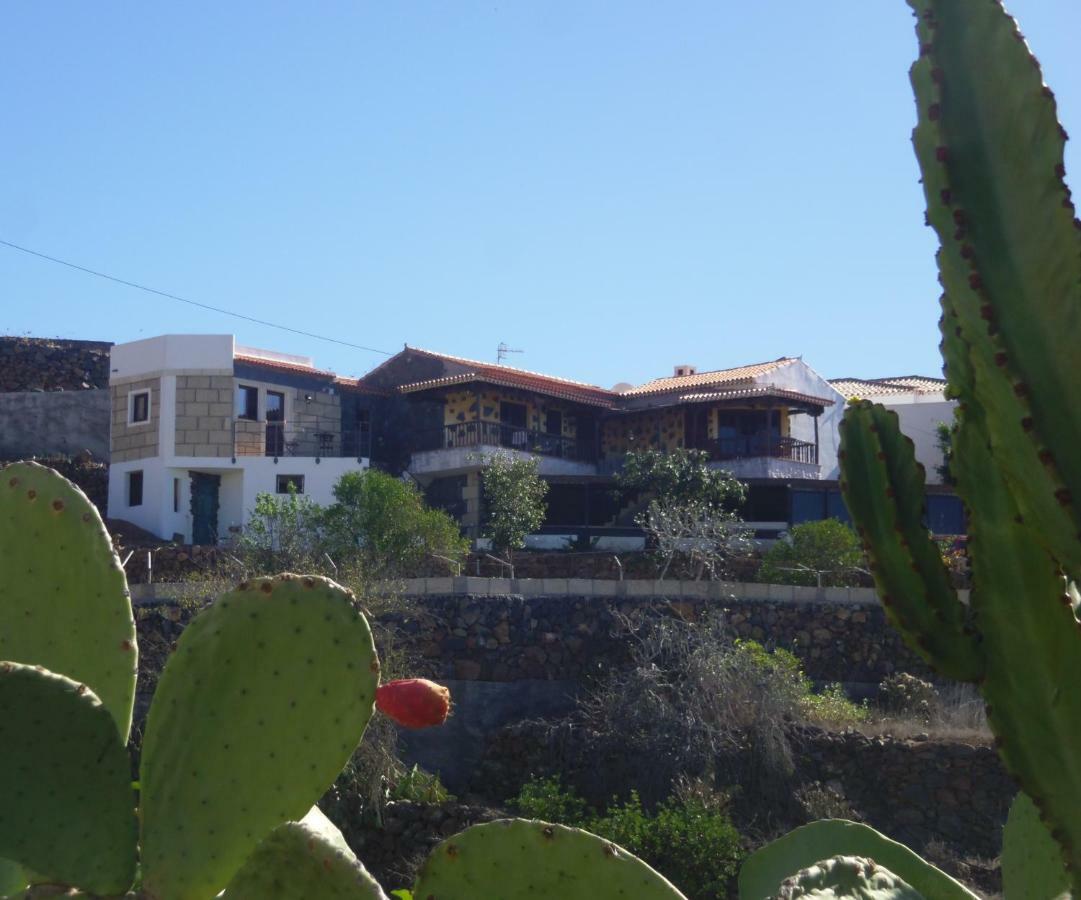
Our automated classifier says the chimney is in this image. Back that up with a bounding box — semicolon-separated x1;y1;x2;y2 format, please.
673;364;697;378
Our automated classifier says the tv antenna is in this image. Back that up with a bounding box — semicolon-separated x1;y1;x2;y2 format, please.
497;342;523;365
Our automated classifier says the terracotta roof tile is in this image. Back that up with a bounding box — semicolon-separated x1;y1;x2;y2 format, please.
829;375;947;399
233;355;385;394
678;385;838;409
392;346;617;406
621;358;799;397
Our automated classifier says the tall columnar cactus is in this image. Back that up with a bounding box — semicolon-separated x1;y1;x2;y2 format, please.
833;0;1081;892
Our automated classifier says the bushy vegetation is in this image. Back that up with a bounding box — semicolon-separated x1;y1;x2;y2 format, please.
615;448;746;510
235;470;468;580
480;451;548;559
510;776;742;900
757;519;864;587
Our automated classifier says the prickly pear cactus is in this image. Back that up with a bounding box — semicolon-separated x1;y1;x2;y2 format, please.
739;820;976;900
0;662;137;895
0;461;137;739
775;856;922;899
223;806;389;899
412;819;689;900
1002;793;1071;900
139;574;380;900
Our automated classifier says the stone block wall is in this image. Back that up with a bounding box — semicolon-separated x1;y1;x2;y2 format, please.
110;378;160;462
0;336;110;391
385;593;928;685
175;375;234;457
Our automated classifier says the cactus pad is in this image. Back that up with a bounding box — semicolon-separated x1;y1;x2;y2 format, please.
412;818;688;900
0;662;137;895
0;462;137;740
139;574;379;900
775;855;922;899
1002;793;1071;900
223;806;388;899
738;820;976;900
0;858;26;896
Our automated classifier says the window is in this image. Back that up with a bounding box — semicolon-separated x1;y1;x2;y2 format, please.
545;409;563;435
276;474;304;494
236;385;258;420
173;477;180;513
128;471;144;507
129;389;150;425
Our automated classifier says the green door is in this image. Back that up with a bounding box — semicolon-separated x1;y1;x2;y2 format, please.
189;473;221;545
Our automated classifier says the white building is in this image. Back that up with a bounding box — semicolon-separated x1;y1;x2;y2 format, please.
107;335;372;543
829;375;955;485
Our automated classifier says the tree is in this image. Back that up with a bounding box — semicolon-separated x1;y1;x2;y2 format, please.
323;470;468;578
615;448;746;510
236;485;327;573
481;451;548;559
934;421;954;485
757;519;864;587
640;497;753;581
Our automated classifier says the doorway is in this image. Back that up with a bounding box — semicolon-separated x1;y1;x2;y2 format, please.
190;473;221;545
266;390;285;456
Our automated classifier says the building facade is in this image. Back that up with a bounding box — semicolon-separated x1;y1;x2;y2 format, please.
106;335;374;543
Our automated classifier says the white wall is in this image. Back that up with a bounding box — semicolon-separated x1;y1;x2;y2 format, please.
108;457;172;538
876;393;955;484
759;361;846;479
110;335;234;380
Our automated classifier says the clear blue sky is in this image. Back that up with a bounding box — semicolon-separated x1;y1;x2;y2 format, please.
3;2;1078;386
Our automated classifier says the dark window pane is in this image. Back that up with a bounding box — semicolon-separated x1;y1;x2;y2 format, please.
276;474;304;494
266;391;285;422
926;494;965;535
128;471;143;507
791;489;826;524
236;385;258;420
131;392;149;423
826;491;852;525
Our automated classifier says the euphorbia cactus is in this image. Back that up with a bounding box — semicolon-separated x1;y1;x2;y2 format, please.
748;0;1081;895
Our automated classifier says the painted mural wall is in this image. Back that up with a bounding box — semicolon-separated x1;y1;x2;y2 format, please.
441;387;579;440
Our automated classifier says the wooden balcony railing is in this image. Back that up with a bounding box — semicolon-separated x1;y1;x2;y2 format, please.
709;433;817;465
414;421;593;462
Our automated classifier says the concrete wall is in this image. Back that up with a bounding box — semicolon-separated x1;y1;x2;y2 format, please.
0;389;110;459
877;393;955;485
765;360;846;479
110;334;234;379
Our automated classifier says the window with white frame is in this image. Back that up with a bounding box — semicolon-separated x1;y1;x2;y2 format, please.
128;389;151;425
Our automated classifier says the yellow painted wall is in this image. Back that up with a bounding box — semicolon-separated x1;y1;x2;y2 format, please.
601;409;684;458
441;387;579;439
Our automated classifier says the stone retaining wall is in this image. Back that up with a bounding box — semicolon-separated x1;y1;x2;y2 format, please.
384;592;928;685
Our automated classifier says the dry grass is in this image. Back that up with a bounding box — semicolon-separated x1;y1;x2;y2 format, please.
857;683;993;744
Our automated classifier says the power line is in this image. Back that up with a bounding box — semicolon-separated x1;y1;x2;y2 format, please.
0;238;393;357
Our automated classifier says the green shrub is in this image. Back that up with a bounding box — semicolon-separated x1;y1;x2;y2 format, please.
509;775;589;825
799;683;869;728
388;764;453;805
757;519;864;587
508;777;742;900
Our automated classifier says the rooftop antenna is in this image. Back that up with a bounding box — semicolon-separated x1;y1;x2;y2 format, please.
497;342;524;365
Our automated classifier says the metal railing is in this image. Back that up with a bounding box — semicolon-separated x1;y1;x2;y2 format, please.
232;421;372;459
709;433;817;465
414;421;593;461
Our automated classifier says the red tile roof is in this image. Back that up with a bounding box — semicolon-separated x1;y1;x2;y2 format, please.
622;358;799;397
234;355;387;395
829;375;947;399
392;347;618;407
678;384;838;409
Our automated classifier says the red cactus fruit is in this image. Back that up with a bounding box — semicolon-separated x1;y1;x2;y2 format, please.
375;678;451;728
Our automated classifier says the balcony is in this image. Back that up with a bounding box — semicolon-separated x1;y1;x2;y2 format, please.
710;433;817;465
409;421;598;476
233;420;371;459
